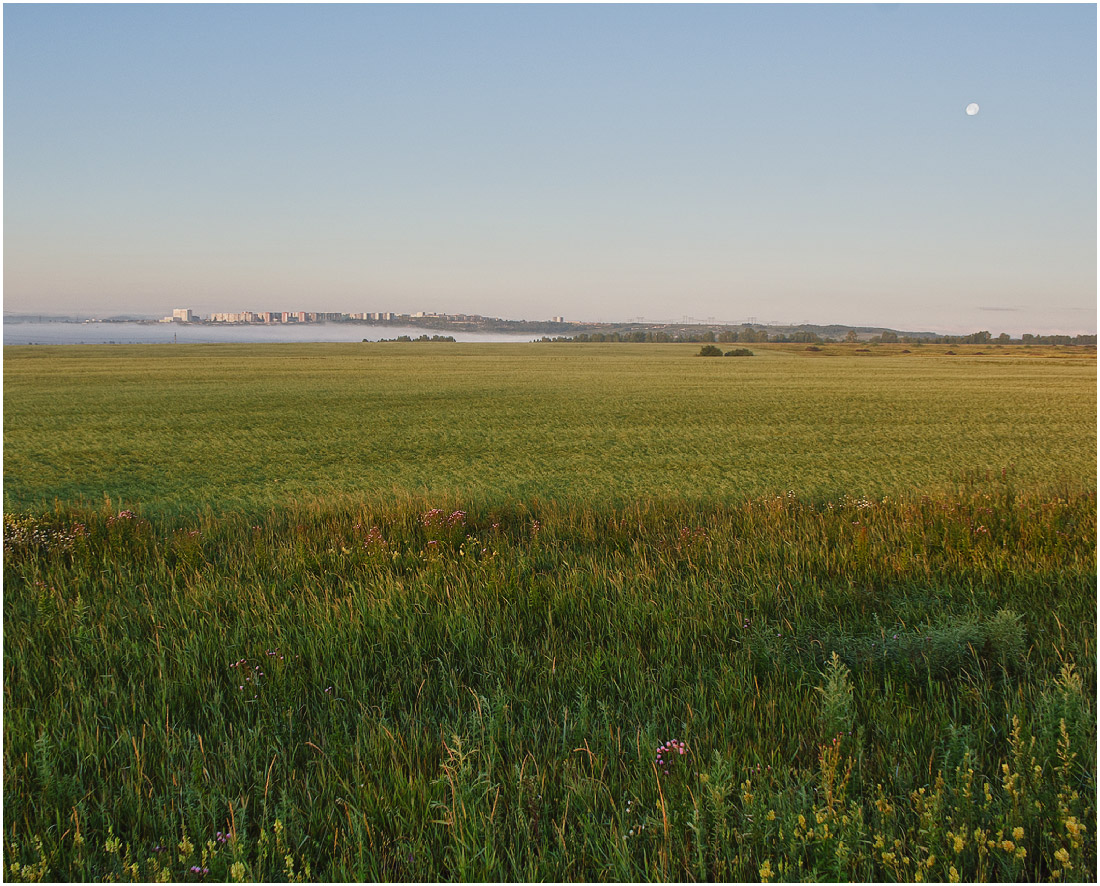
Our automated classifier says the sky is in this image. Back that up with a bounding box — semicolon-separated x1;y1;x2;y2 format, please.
3;3;1096;335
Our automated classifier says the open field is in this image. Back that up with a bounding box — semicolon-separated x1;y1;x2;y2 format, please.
3;342;1096;515
3;343;1096;881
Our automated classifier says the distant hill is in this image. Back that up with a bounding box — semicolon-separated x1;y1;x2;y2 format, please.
4;312;159;323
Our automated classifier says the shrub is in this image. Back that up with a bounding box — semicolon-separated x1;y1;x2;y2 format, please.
724;348;754;357
984;608;1025;666
697;345;724;357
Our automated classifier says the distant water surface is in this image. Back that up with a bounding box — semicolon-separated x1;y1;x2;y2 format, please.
3;321;537;346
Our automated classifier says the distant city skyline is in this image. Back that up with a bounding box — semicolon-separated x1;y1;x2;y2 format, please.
4;3;1096;336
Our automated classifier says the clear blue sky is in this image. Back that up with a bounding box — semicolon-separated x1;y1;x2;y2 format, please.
4;3;1096;334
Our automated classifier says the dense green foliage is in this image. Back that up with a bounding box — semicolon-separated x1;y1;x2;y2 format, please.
3;487;1095;881
3;343;1095;881
3;343;1095;517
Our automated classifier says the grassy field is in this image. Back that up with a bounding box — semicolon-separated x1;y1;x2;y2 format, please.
3;342;1096;881
3;341;1095;515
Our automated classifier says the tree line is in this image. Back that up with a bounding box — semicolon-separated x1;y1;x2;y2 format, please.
538;327;1097;346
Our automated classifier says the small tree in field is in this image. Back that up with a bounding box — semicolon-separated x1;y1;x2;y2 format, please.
697;344;723;357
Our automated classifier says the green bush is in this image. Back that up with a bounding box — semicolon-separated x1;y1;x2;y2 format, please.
698;344;724;357
725;348;754;357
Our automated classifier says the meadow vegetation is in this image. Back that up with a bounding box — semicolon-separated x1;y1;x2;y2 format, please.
3;343;1095;881
3;342;1095;516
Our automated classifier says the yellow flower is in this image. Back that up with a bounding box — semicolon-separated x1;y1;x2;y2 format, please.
1001;840;1015;852
105;830;122;855
766;810;776;821
178;834;194;863
949;865;960;883
759;859;774;882
1054;847;1070;865
1012;827;1024;842
952;834;965;853
1015;847;1026;861
874;834;885;850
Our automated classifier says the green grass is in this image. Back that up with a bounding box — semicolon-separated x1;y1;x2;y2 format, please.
3;343;1095;881
3;490;1094;881
3;342;1095;515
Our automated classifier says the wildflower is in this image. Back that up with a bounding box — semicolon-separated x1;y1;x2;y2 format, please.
759;859;773;882
1001;840;1015;852
1063;816;1083;845
178;834;194;862
1012;826;1024;842
1054;847;1070;866
421;508;445;527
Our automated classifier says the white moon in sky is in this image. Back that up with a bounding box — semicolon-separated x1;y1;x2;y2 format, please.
965;102;980;116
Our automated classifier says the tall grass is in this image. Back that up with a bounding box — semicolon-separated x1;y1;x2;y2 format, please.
4;480;1094;881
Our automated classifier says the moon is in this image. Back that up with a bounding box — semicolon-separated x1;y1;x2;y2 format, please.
965;102;980;116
